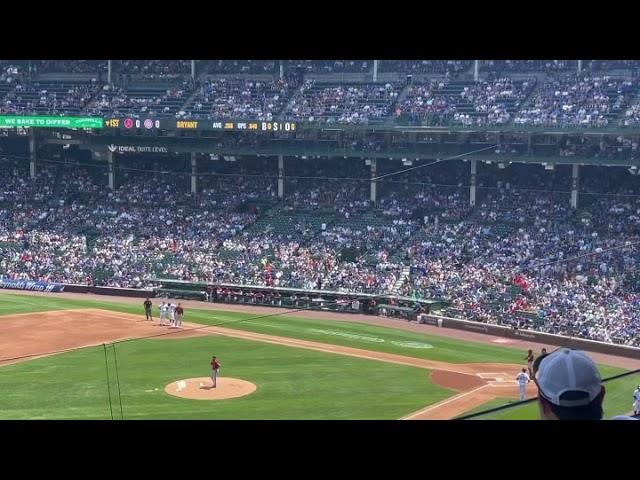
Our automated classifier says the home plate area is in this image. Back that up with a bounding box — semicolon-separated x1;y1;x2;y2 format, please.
476;373;517;387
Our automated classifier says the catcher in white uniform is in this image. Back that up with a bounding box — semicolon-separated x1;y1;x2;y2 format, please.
633;386;640;415
516;368;530;401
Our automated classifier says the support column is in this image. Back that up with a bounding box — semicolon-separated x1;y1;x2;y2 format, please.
470;159;477;207
474;60;479;81
107;151;115;190
577;60;582;74
373;60;378;82
29;129;36;178
278;155;284;199
571;164;579;209
279;60;284;79
191;153;197;194
191;60;196;79
370;158;377;203
107;60;112;84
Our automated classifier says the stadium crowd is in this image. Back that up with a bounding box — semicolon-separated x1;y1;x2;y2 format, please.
286;80;399;124
396;78;536;126
0;61;638;128
183;78;294;120
514;76;637;127
1;156;640;347
1;60;640;348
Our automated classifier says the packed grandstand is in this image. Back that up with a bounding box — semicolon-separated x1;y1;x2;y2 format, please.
1;59;640;349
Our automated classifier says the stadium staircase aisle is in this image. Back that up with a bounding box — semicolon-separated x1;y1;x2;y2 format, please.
178;87;202;116
241;205;336;240
500;78;540;126
283;81;308;115
394;84;413;106
284;81;402;124
390;265;411;295
605;82;639;124
513;79;542;112
123;83;193;116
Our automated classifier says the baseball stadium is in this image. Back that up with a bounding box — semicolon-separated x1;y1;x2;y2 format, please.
1;59;639;420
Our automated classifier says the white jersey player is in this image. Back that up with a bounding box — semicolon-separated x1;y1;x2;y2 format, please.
516;368;530;401
169;303;177;326
159;302;169;326
633;386;640;416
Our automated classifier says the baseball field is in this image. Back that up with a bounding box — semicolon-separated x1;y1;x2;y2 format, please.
1;290;638;420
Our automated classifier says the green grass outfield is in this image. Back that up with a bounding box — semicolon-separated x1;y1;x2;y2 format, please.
0;293;636;419
0;335;456;420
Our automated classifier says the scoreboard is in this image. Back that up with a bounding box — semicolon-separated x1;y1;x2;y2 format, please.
104;117;297;132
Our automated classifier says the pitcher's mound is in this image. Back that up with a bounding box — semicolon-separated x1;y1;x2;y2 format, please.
164;377;257;400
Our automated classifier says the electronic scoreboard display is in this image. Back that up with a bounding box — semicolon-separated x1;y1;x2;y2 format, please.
104;117;297;132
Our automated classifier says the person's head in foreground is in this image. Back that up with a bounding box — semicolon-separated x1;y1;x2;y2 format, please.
533;348;605;420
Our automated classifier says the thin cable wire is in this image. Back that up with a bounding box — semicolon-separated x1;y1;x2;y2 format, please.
102;343;114;421
372;144;499;181
111;343;124;420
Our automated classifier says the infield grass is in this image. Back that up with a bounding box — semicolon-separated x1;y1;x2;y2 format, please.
0;334;455;420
